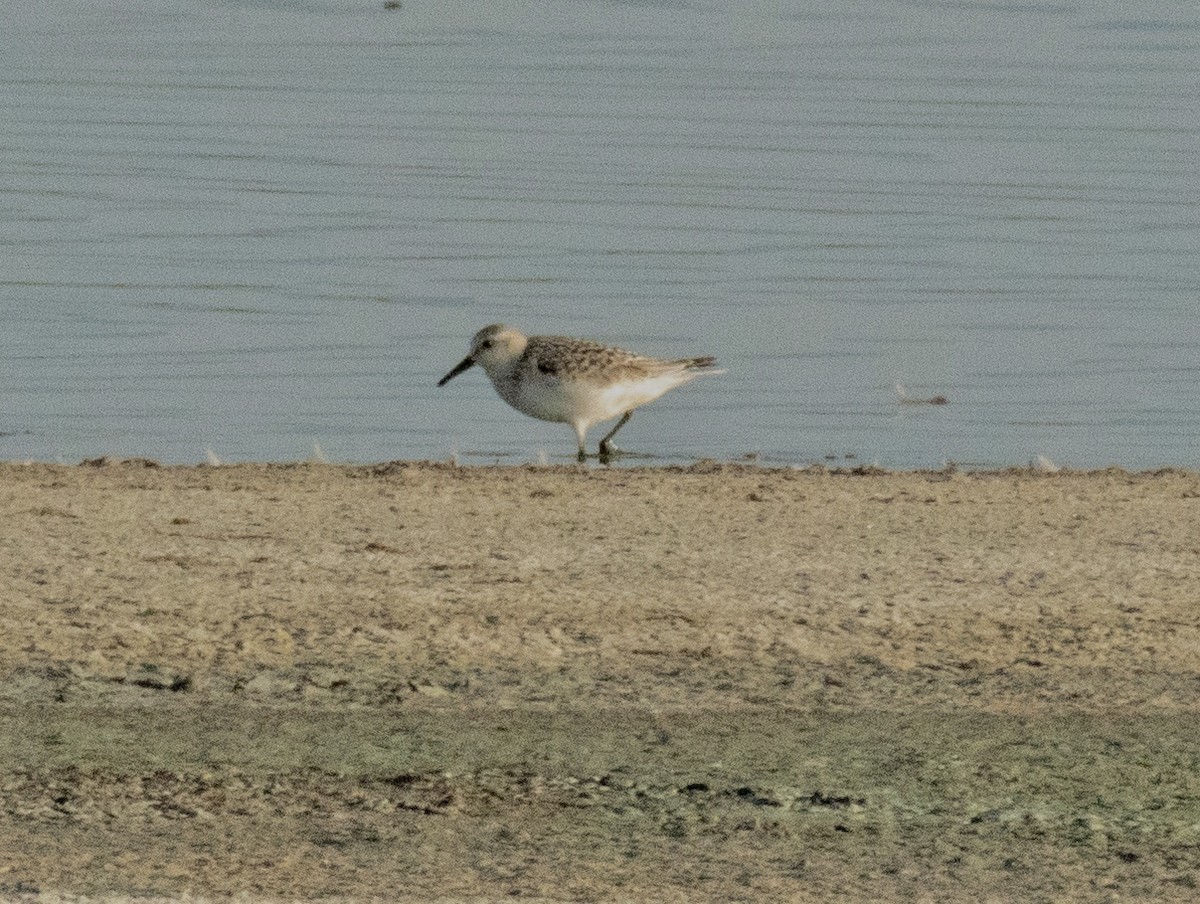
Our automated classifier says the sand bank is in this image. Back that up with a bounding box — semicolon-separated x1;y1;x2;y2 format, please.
1;461;1199;901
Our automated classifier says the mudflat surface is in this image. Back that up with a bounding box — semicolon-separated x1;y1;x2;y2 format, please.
2;460;1199;902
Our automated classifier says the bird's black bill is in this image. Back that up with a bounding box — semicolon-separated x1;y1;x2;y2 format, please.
437;355;475;386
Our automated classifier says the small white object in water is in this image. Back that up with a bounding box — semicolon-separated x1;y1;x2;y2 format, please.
1033;454;1060;473
895;383;949;406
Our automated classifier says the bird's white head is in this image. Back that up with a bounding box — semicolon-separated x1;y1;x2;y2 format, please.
438;324;528;386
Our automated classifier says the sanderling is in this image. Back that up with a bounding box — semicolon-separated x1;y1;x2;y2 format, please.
438;324;724;461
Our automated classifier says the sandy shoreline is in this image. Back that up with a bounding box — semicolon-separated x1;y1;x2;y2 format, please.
2;460;1200;901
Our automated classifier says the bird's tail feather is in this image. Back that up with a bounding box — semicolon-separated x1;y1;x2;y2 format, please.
676;355;724;374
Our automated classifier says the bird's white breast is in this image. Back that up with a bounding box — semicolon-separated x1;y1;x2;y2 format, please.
486;364;690;429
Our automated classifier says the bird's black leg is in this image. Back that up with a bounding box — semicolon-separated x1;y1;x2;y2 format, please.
598;412;632;461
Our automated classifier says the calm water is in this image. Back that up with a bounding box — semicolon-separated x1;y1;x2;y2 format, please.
3;0;1198;467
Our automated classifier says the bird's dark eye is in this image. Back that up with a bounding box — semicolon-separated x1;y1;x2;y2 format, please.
480;340;492;349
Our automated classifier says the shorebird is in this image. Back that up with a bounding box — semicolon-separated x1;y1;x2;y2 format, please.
438;324;723;461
